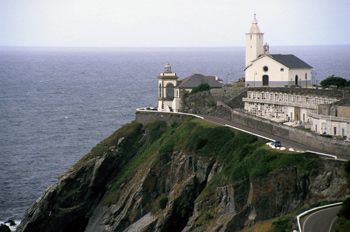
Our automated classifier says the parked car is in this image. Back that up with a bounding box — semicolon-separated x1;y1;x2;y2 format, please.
274;141;281;147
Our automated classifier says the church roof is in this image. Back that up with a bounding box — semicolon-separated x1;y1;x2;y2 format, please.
177;73;223;88
244;54;313;71
271;54;313;69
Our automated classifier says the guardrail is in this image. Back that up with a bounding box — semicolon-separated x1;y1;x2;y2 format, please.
296;202;343;232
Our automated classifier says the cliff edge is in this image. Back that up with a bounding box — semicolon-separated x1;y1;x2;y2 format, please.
17;117;348;232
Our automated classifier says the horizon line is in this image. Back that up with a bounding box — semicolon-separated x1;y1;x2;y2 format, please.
1;44;350;49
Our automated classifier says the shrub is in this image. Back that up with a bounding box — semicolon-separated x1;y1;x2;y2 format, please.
320;75;347;89
339;198;350;220
190;83;211;94
158;195;168;209
270;216;292;232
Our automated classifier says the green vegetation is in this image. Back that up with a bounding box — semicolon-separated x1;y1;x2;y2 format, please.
320;75;350;89
269;217;292;232
73;121;143;169
266;200;341;232
151;194;169;214
158;195;168;209
190;83;211;94
96;117;320;210
195;210;215;227
335;161;350;232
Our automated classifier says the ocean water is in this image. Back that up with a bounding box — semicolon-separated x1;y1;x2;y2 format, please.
0;45;349;223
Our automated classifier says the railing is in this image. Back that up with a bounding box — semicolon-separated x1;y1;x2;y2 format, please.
307;111;350;123
242;97;318;109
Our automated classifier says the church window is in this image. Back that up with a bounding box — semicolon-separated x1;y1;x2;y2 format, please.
159;84;162;98
263;66;268;72
280;68;284;72
166;84;174;99
262;75;269;86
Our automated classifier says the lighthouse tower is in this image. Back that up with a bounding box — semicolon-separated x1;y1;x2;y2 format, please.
157;63;179;112
245;14;264;67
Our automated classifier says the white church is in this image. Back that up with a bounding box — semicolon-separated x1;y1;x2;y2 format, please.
244;15;313;87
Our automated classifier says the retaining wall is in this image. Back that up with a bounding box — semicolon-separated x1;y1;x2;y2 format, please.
231;109;350;157
135;110;197;126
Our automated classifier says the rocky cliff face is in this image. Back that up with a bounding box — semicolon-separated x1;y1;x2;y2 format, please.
17;118;348;232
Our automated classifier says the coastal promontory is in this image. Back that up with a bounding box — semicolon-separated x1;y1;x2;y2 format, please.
17;113;348;232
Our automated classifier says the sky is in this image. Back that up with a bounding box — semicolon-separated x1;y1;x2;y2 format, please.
1;0;349;47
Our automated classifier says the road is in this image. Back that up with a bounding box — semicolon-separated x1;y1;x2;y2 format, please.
300;205;341;232
201;115;349;161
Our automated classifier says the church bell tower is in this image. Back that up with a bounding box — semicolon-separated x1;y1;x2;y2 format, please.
245;14;264;67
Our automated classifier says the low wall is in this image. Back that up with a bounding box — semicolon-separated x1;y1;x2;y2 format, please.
135;110;200;126
231;110;350;157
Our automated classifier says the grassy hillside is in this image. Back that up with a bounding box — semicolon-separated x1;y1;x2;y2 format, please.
96;117;320;211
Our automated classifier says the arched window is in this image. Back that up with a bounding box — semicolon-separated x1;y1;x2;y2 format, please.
295;75;299;85
159;84;162;98
262;75;269;86
166;84;174;99
280;68;284;72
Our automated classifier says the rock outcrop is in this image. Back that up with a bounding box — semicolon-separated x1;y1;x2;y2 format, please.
17;118;348;232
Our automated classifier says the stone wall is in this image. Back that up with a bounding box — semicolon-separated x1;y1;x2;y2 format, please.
231;109;350;157
135;110;196;126
338;105;350;118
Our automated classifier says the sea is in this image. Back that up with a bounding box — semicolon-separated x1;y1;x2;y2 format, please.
0;45;349;227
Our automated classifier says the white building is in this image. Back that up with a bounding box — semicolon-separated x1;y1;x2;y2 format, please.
243;90;338;123
309;102;350;138
244;15;313;87
157;63;223;112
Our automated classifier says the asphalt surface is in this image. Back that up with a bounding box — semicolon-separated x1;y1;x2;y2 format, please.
201;115;349;161
300;205;341;232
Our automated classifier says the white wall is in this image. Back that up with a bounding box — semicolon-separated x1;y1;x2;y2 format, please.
288;69;312;87
245;56;312;87
245;56;289;87
245;33;263;67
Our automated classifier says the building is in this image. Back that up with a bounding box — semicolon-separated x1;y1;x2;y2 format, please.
157;63;223;112
244;15;313;87
309;101;350;138
243;90;339;122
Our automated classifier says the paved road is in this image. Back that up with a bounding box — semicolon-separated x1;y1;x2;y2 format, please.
300;205;341;232
201;115;349;161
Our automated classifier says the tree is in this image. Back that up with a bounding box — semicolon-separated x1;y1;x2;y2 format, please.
190;83;211;94
320;75;347;89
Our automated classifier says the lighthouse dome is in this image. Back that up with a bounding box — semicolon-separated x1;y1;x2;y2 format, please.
164;62;172;73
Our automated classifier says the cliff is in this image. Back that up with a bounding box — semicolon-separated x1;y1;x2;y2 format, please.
17;117;348;232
